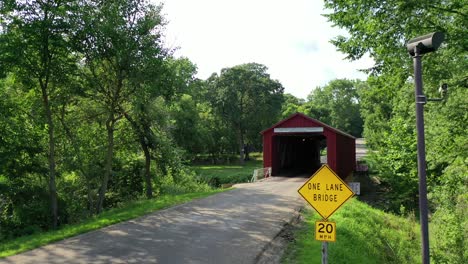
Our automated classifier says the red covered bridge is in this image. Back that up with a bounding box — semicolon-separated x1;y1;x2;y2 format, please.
261;113;356;179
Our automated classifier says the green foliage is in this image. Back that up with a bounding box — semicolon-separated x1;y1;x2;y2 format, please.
209;63;284;161
106;153;144;206
282;199;421;264
0;181;50;240
430;157;468;263
425;86;468;263
281;82;365;138
193;158;263;187
1;0;83;228
302;79;364;137
0;77;45;178
324;1;467;261
0;178;70;240
366;116;418;212
0;0;220;241
171;94;204;156
281;93;305;119
156;168;212;195
357;72;404;148
324;0;467;73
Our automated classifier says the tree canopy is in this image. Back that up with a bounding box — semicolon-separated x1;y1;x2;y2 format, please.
324;1;467;262
208;63;284;163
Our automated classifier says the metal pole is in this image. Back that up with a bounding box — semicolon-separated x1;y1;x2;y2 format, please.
322;242;328;264
413;46;430;264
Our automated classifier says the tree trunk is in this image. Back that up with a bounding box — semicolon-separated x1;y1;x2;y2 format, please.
97;115;115;214
86;179;94;215
121;112;153;199
41;86;58;229
238;128;245;165
142;143;153;198
244;144;250;161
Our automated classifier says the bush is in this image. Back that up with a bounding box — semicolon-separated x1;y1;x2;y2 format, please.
202;173;251;187
430;157;468;263
106;155;144;208
157;168;212;195
365;117;419;213
0;180;68;241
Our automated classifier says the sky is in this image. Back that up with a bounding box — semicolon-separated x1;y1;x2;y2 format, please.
155;0;374;99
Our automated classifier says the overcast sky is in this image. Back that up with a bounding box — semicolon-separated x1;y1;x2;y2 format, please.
155;0;373;99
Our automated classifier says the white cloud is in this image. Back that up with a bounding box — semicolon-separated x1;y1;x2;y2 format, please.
156;0;374;99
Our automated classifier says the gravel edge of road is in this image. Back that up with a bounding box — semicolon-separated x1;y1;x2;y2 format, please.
255;204;304;264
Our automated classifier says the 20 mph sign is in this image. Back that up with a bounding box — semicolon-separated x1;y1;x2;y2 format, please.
315;220;336;242
298;164;354;219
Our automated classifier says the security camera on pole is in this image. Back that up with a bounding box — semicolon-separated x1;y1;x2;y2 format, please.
406;32;445;264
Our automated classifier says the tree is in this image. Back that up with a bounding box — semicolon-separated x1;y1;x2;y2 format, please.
281;93;305;119
324;1;467;261
303;79;364;137
0;0;79;228
210;63;284;164
425;85;467;264
171;94;202;156
0;76;54;237
123;57;197;198
76;0;169;212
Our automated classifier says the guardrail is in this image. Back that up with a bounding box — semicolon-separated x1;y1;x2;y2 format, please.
251;167;271;182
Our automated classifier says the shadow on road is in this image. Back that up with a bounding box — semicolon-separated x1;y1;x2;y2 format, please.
1;178;304;264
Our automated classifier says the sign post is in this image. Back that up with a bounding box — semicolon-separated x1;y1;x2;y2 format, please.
297;164;354;264
322;242;328;264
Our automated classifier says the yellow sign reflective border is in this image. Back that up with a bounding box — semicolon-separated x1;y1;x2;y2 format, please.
315;220;336;242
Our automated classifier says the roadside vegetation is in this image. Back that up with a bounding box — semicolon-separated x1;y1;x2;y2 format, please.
282;199;421;264
0;0;283;245
192;153;263;187
320;2;466;262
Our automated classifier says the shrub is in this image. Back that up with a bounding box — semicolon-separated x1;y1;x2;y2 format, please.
430;157;468;263
157;168;212;195
0;180;68;241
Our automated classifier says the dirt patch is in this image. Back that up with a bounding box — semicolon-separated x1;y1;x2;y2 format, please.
350;171;390;210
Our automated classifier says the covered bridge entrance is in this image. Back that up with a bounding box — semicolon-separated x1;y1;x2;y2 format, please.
261;113;356;179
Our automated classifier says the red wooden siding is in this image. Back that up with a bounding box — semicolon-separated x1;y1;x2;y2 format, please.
261;113;356;179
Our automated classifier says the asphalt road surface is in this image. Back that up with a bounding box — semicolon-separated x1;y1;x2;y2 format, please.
356;138;368;161
1;177;305;264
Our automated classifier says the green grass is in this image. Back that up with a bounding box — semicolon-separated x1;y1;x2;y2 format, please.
0;189;227;258
282;198;421;264
192;154;263;185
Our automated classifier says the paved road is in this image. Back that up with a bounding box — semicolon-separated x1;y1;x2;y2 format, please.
1;177;305;264
356;138;368;161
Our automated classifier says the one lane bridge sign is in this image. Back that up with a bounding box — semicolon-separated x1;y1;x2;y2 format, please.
298;164;354;219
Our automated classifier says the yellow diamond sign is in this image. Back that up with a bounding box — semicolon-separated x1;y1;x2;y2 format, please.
298;164;354;219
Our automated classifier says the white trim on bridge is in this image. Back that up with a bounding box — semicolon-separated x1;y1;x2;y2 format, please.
274;127;324;133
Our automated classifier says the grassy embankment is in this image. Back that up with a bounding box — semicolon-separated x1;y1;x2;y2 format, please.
192;153;263;186
282;198;421;264
0;189;226;258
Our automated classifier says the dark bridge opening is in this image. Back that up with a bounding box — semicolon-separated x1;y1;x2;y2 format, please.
276;134;326;177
